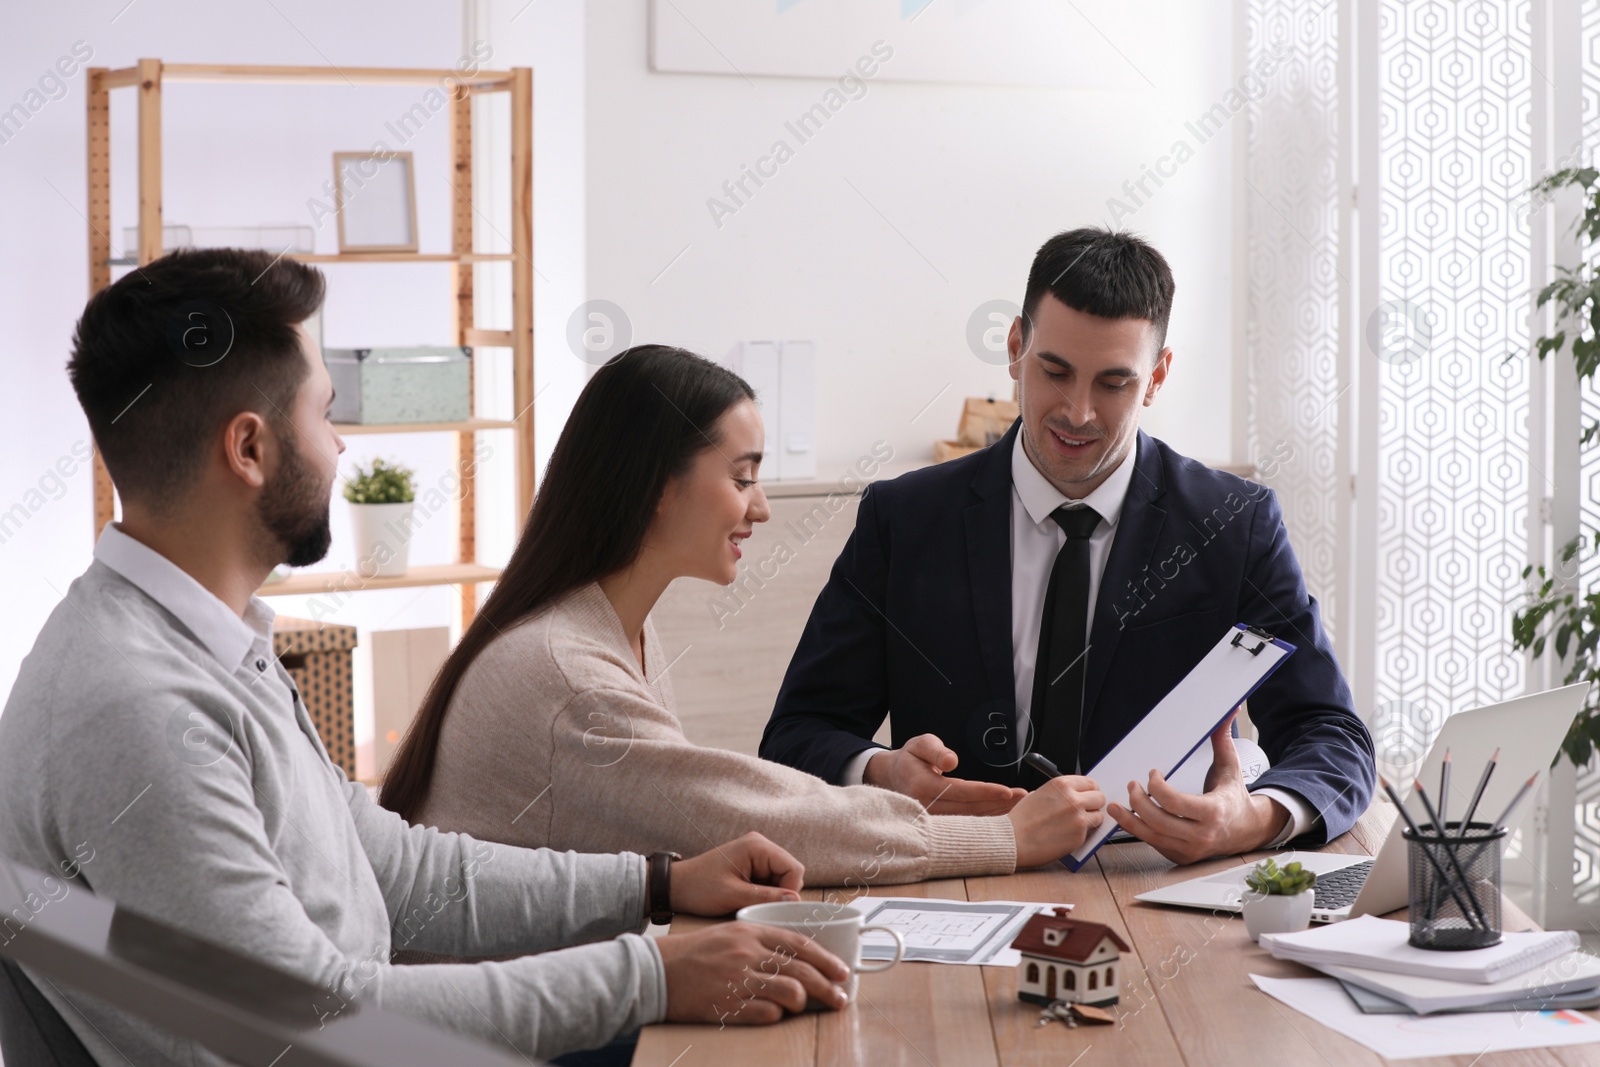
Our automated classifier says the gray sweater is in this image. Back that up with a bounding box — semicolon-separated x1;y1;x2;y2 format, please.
0;546;667;1065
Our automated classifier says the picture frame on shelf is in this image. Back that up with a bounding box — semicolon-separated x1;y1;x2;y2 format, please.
333;151;418;253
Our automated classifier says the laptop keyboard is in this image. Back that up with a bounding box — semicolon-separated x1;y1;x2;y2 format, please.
1309;859;1375;909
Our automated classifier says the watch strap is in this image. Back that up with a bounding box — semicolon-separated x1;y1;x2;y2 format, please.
646;851;681;924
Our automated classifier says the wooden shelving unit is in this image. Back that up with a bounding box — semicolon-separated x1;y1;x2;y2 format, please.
260;562;504;598
87;59;535;628
104;252;516;266
333;418;519;437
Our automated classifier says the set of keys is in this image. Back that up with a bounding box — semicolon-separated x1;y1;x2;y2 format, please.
1034;1000;1116;1029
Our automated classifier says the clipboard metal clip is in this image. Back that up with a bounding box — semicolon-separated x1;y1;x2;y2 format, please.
1231;625;1275;656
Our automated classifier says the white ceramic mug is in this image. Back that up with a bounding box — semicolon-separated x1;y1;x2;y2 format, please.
735;900;906;1006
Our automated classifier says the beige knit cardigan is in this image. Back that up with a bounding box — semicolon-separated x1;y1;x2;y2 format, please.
413;583;1017;887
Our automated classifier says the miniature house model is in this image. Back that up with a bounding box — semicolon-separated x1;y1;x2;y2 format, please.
1010;908;1129;1006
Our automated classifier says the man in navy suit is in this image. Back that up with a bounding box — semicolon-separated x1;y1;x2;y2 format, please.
761;228;1375;865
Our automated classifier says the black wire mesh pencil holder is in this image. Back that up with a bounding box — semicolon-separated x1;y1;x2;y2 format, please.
1403;821;1504;950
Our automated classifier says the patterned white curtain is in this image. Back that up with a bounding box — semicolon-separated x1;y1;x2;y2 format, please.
1242;0;1600;914
1244;0;1533;776
1242;0;1346;658
1364;0;1534;778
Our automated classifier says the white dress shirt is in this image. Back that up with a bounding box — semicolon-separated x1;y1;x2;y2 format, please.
94;522;288;694
1008;427;1137;735
844;432;1317;846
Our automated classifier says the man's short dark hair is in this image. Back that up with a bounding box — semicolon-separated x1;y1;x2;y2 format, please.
1022;227;1176;350
68;248;326;512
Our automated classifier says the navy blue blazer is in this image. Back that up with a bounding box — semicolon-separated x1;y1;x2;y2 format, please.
760;422;1375;845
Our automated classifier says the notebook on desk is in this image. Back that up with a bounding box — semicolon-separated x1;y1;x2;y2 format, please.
1260;916;1580;983
1321;955;1600;1014
1134;681;1591;922
1339;973;1600;1015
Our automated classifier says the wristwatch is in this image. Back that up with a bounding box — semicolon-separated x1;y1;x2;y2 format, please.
646;851;681;925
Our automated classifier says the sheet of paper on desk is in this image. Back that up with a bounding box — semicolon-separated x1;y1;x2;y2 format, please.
1250;975;1600;1059
855;898;1071;966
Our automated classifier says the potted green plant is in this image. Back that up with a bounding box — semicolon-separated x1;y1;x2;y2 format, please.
1241;858;1317;941
343;458;416;578
1512;167;1600;769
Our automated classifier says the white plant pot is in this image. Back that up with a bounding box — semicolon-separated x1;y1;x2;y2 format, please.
349;501;415;578
1242;889;1314;942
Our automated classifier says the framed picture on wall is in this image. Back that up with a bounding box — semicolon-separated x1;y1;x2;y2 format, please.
333;151;418;253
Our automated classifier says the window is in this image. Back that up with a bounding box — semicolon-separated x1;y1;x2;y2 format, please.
1065;969;1076;991
1105;966;1114;985
1026;963;1038;985
1088;971;1098;991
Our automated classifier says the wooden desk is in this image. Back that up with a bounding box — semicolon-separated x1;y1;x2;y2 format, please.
633;804;1588;1066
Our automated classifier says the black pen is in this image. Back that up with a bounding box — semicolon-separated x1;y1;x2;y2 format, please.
1023;752;1062;779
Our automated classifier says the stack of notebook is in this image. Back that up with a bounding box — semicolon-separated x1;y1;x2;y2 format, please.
1260;915;1600;1014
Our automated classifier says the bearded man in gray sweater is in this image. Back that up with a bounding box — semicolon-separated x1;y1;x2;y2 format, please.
0;248;849;1065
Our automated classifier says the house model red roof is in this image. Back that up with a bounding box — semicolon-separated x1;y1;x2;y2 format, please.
1010;909;1130;962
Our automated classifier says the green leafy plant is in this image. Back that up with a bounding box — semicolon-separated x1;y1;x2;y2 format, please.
1512;166;1600;768
342;458;416;505
1244;858;1316;897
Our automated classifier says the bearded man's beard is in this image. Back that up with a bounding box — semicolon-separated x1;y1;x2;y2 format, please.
258;430;332;568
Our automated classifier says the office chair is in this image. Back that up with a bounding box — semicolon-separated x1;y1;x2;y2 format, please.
0;954;97;1067
0;848;534;1066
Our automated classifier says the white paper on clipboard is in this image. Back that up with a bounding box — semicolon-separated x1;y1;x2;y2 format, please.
1064;623;1295;871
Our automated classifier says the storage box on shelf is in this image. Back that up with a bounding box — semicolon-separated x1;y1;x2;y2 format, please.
326;346;473;425
273;616;359;777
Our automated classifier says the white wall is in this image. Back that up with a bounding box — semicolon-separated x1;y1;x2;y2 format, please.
468;0;590;545
0;0;585;708
584;0;1239;476
0;0;1238;704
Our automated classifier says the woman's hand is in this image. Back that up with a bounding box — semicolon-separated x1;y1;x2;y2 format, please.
670;831;805;917
1006;774;1106;868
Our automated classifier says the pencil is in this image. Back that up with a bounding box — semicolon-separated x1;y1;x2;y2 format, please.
1438;749;1452;832
1381;776;1483;927
1489;772;1539;832
1413;778;1488;927
1456;747;1499;840
1453;772;1541;888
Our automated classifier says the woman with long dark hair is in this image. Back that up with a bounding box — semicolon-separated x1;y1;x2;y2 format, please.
381;345;1098;885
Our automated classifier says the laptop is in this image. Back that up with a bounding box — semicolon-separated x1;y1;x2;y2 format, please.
1133;681;1590;923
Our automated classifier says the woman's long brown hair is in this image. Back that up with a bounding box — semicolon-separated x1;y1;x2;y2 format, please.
379;345;755;822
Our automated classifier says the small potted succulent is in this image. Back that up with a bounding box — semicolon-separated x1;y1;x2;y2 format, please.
343;458;416;578
1241;858;1317;941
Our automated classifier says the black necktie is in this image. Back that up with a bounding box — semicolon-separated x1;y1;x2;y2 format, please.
1030;505;1101;777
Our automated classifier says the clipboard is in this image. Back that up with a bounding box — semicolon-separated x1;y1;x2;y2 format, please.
1063;622;1296;871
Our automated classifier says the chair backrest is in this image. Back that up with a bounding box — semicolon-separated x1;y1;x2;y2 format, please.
1;847;533;1067
0;955;98;1067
